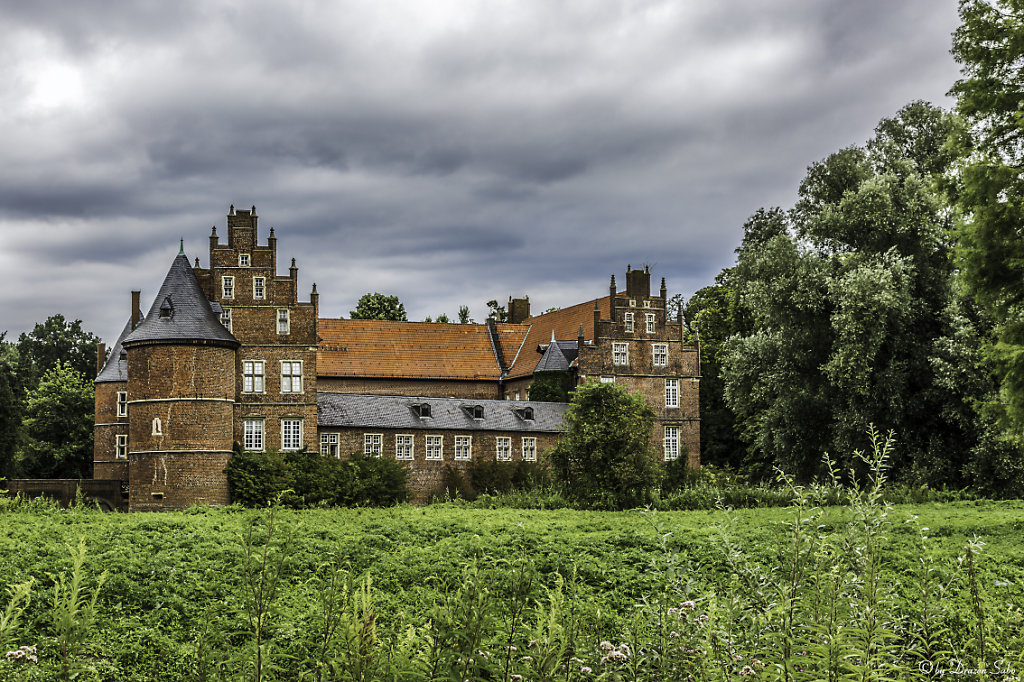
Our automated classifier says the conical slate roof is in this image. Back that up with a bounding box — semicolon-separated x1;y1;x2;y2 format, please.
123;252;239;347
96;316;140;383
535;334;570;372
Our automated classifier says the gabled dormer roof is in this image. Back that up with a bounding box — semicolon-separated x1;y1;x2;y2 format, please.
123;252;239;347
535;333;570;372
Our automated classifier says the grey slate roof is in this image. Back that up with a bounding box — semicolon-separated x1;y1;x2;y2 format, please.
535;339;570;372
95;317;139;383
318;393;569;433
123;253;238;347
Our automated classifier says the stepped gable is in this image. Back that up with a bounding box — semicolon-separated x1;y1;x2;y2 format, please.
506;295;611;379
317;319;529;381
123;252;239;347
318;393;568;432
95;317;140;383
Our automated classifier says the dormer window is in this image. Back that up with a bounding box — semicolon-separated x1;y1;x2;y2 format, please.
515;406;535;421
464;405;484;420
239;253;250;267
411;403;431;418
159;296;174;318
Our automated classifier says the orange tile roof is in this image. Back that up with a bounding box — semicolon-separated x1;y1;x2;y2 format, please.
506;296;611;378
317;319;530;381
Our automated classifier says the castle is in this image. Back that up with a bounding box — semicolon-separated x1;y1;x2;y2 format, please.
93;206;700;509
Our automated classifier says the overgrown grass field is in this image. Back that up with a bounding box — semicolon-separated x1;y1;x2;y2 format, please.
1;487;1023;681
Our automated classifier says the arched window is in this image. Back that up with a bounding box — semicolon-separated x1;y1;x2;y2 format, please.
152;417;163;436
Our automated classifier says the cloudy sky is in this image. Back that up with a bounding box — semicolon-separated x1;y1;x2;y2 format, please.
1;1;963;345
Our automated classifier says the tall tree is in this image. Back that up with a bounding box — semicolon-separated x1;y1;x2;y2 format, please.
0;334;20;476
722;103;987;484
349;293;408;321
16;314;101;388
18;361;94;478
950;0;1024;438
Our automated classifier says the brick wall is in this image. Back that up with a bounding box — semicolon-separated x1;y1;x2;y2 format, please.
128;452;232;510
93;381;128;479
319;427;559;502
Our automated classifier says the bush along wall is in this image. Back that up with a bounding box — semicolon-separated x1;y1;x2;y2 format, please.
224;449;408;507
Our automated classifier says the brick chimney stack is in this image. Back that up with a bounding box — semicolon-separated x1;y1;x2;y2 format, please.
131;291;141;330
609;274;617;320
508;296;531;324
97;343;106;373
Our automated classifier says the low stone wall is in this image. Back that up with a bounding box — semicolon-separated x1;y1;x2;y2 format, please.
1;479;127;512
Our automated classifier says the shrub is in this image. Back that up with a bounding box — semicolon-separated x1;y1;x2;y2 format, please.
224;450;407;508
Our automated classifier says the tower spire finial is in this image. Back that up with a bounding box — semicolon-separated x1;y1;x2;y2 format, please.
179;238;185;255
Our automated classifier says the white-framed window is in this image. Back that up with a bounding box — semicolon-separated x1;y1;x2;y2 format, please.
239;253;250;267
613;342;629;366
664;426;679;461
646;313;656;334
653;343;668;367
665;378;679;408
277;309;290;335
222;276;234;299
281;361;302;393
425;435;443;460
253;277;265;300
221;308;232;332
115;434;128;459
244;419;264;452
522;437;537;461
644;300;652;308
600;376;615;383
396;434;414;460
629;299;636;307
116;391;127;418
454;436;472;461
496;437;512;461
624;312;634;332
151;417;163;436
364;433;382;456
514;391;520;401
243;360;265;393
320;432;339;457
281;419;303;451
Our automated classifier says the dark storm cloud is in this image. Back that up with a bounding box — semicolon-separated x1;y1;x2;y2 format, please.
0;0;963;343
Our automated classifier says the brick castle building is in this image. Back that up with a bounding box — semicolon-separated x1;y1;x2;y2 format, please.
94;206;700;509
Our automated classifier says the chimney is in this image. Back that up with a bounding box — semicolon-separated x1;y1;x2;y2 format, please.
660;277;667;302
210;226;218;251
577;323;585;347
97;343;106;373
310;283;319;318
131;291;141;330
626;265;651;300
267;227;277;273
593;299;600;334
609;274;617;321
508;296;531;324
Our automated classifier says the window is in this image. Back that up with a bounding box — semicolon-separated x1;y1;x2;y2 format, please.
115;434;127;459
600;376;615;383
522;437;537;462
464;405;484;419
243;361;264;393
653;344;668;367
253;277;265;300
239;253;250;267
281;419;303;450
396;434;414;460
222;276;234;299
116;391;127;417
514;391;520;401
320;433;339;457
515;406;534;421
151;417;163;436
646;313;656;334
425;435;443;460
455;436;472;461
496;437;512;461
277;309;290;334
244;420;264;451
281;361;302;393
412;403;431;418
221;308;232;332
613;342;629;366
629;299;636;307
624;312;634;332
665;379;679;408
664;426;679;461
364;433;382;456
644;300;652;308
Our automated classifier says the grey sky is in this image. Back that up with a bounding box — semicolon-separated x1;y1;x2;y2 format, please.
0;1;963;346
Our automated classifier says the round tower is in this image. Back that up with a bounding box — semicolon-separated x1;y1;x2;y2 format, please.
122;248;240;510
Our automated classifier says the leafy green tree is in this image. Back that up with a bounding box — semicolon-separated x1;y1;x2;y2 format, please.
549;381;658;509
527;371;573;402
458;306;472;324
0;343;19;477
349;293;408;321
18;361;94;478
951;1;1024;439
16;314;101;388
485;300;508;322
722;102;988;484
